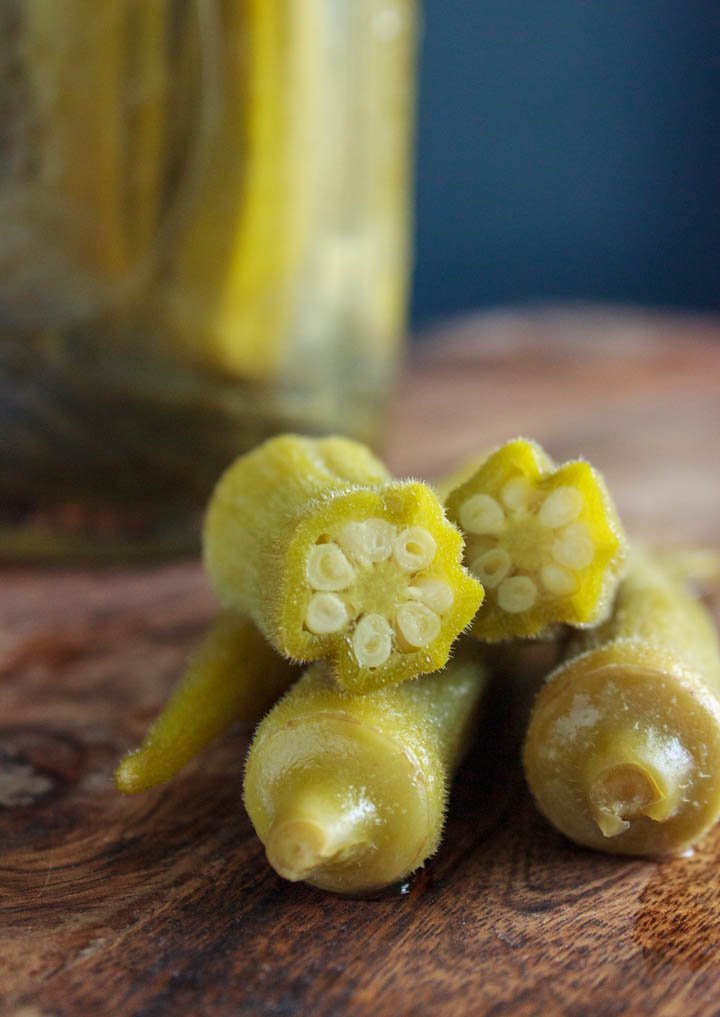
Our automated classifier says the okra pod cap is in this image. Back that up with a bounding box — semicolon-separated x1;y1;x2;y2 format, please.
244;644;488;894
524;554;720;855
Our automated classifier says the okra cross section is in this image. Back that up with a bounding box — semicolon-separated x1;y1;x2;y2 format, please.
444;438;628;641
204;435;483;694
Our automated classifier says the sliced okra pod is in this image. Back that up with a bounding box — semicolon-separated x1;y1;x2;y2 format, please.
523;551;720;855
204;435;483;694
244;643;488;894
444;438;627;641
114;611;296;794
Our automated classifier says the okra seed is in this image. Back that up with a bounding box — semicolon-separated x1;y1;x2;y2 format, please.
306;543;356;591
497;575;538;613
459;494;506;536
470;548;512;589
353;613;393;667
539;563;578;596
538;486;584;529
393;526;437;572
551;522;594;570
500;477;532;513
337;519;395;564
306;593;349;634
395;602;442;649
407;577;455;614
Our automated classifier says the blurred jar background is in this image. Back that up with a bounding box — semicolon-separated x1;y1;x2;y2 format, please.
413;1;720;326
0;0;415;559
4;0;718;561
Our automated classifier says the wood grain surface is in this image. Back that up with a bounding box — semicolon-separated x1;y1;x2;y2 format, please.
2;307;720;1017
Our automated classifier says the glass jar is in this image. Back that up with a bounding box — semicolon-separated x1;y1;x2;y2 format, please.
0;0;415;559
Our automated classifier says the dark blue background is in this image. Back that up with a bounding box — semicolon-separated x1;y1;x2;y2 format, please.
411;1;720;326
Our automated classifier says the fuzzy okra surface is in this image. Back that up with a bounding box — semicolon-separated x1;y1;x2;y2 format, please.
204;435;483;693
444;438;628;641
524;551;720;856
244;643;489;894
114;611;295;794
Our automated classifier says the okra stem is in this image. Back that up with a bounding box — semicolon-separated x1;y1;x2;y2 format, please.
584;726;691;837
244;644;488;894
265;786;376;882
524;551;720;855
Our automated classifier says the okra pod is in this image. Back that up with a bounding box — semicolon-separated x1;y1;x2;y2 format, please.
204;435;483;694
114;611;295;794
524;551;720;855
444;438;627;641
244;644;488;894
24;0;131;284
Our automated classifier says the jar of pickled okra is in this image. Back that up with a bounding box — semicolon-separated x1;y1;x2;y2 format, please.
0;0;416;559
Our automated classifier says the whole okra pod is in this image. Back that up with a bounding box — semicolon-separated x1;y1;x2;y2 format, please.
523;551;720;855
244;643;489;894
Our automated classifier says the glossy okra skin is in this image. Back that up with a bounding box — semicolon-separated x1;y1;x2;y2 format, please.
114;611;295;793
444;438;627;641
524;552;720;855
204;435;483;694
244;644;488;894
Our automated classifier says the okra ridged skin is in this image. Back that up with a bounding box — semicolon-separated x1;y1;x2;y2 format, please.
114;611;295;794
444;438;628;641
204;435;484;694
244;644;488;894
524;552;720;856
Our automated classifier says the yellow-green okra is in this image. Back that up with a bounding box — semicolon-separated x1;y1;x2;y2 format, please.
204;435;483;694
114;611;296;793
444;438;627;641
244;643;488;894
524;551;720;855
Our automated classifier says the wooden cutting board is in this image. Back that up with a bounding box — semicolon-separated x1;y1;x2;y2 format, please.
2;307;719;1017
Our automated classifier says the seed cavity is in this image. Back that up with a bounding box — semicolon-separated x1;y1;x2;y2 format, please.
306;543;356;591
393;526;437;572
539;486;584;529
395;602;441;650
500;477;532;513
470;547;512;589
540;563;578;596
552;522;594;570
407;577;454;614
453;459;602;629
353;613;393;668
497;575;538;613
337;519;395;564
459;494;506;536
305;515;452;667
305;593;349;634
